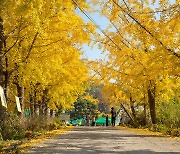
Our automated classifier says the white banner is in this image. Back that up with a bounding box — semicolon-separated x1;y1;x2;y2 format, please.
0;86;7;108
15;96;22;112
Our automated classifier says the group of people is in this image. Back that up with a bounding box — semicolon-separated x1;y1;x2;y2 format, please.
86;114;96;126
86;107;117;127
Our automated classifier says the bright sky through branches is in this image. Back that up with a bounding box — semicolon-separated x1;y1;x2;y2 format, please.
75;3;111;61
78;0;176;61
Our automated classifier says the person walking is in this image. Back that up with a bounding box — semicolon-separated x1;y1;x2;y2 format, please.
111;107;116;126
106;115;109;126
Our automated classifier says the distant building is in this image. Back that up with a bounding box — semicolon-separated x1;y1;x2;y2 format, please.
60;113;70;124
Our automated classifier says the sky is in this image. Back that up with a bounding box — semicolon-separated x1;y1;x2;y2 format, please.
76;8;110;61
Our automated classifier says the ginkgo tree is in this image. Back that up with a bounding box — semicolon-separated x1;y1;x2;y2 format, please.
0;0;95;127
89;0;179;124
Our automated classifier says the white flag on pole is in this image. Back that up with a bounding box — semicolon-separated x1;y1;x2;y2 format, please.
15;96;22;112
0;86;7;108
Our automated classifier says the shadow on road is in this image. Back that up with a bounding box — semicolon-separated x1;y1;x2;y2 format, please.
27;127;180;154
28;148;179;154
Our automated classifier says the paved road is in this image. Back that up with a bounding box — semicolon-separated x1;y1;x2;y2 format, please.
27;127;180;154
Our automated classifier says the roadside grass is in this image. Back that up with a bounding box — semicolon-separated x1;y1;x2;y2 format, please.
0;126;74;153
116;125;180;140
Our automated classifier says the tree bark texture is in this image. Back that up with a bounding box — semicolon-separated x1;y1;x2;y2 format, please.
16;85;25;119
29;94;34;117
129;94;136;119
148;88;156;124
0;17;6;128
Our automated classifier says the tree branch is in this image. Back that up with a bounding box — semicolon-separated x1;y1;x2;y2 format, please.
111;0;180;58
22;31;39;62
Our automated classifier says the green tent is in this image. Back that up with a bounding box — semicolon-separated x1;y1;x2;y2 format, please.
70;119;77;126
95;117;111;125
70;118;85;126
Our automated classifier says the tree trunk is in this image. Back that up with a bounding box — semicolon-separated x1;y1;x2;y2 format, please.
129;94;136;119
0;17;6;128
16;85;25;119
148;88;156;124
0;18;4;86
34;103;38;116
39;102;43;116
42;88;48;119
4;34;8;99
47;108;50;118
29;94;34;117
4;57;9;98
33;88;38;116
44;104;48;120
121;103;135;125
143;102;147;125
50;109;54;117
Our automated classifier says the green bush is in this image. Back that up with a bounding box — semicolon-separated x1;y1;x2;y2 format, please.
149;124;180;137
150;124;168;133
13;132;26;140
1;115;26;140
26;116;47;131
1;114;65;140
152;99;180;137
156;99;180;129
149;124;161;132
46;117;64;130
